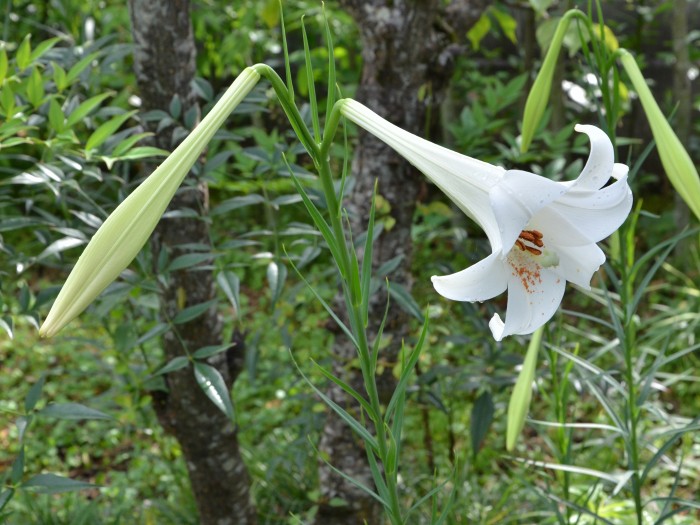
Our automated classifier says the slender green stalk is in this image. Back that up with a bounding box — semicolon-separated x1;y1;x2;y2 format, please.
262;61;406;522
619;224;643;525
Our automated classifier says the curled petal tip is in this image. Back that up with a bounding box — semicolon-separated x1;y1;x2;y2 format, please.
489;314;505;342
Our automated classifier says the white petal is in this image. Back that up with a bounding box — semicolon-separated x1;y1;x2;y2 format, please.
489;314;506;341
341;99;505;248
612;163;629;180
535;176;633;246
553;243;606;289
574;124;615;191
431;252;508;302
490;170;567;252
498;250;566;339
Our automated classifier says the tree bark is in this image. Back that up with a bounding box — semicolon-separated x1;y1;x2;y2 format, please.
128;1;256;524
316;2;488;523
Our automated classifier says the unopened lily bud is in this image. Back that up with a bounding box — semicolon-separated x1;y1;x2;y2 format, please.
619;49;700;221
40;66;261;337
521;10;579;153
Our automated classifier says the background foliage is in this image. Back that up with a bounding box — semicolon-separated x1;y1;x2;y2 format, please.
1;0;698;523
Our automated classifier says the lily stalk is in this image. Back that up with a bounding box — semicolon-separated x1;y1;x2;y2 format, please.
40;66;262;337
338;98;632;340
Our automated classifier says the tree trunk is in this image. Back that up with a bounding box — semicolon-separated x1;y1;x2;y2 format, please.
316;2;487;523
128;2;256;524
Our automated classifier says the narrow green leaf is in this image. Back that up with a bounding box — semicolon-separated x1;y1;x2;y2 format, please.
506;327;542;451
133;322;169;347
11;448;24;484
52;62;67;91
323;3;336;121
154;356;190;376
16;35;32;71
388;282;423;322
217;270;241;318
110;131;154;156
171;299;218;325
85;110;137;152
386;315;428;423
291;351;379;453
311;359;375;418
24;374;46;412
38;403;111;420
29;37;61;63
360;182;378;326
0;489;14;512
0;316;13;339
301;17;320;142
285;249;359;351
278;0;294;99
192;344;233;360
65;93;111;128
471;391;495;456
193;362;234;420
167;252;215;272
0;49;8;84
266;260;287;306
467;12;491;50
66;51;100;83
27;67;45;107
22;473;96;494
109;146;168;162
48;98;64;132
309;438;386;506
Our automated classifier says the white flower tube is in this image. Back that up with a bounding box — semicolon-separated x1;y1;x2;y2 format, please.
339;99;633;340
40;66;261;337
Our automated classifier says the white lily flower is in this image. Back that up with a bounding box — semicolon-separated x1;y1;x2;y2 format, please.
339;99;632;340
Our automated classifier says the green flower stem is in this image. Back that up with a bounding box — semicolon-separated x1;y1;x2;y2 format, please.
619;221;643;525
316;153;405;524
267;77;404;521
254;64;319;159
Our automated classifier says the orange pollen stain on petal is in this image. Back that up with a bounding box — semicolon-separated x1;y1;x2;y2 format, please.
508;248;543;293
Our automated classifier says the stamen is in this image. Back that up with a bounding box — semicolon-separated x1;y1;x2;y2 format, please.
516;229;545;254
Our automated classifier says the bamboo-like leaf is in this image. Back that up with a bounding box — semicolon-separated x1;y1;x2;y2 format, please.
290;351;378;453
193;362;234;420
24;374;46;412
308;437;386;506
66;51;101;83
386;314;428;423
360;181;377;326
85;111;137;152
285;249;359;350
217;270;241;318
323;3;336;121
154;356;190;376
311;358;375;418
22;473;96;494
65;92;111;128
301;16;320;142
39;403;111;420
171;299;218;325
278;0;294;99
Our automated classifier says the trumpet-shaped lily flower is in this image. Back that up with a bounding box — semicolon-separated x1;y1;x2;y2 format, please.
40;66;261;337
339;99;632;340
